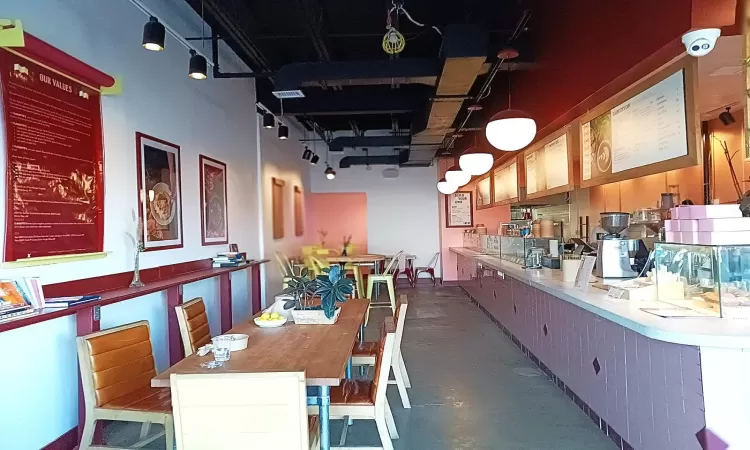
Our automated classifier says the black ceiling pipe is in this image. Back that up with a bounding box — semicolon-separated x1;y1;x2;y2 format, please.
338;149;410;168
328;136;412;152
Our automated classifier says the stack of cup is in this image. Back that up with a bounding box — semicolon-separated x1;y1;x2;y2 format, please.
562;255;582;283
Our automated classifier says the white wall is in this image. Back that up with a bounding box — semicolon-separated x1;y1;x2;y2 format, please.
0;1;260;448
309;164;442;276
259;121;311;304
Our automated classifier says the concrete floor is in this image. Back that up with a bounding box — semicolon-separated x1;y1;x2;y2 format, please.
105;284;616;449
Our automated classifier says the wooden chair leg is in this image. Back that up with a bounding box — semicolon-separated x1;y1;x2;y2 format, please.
79;418;96;450
392;362;411;408
384;401;399;439
398;352;411;389
375;413;395;450
386;278;396;313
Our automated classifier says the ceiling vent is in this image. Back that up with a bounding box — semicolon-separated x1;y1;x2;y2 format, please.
272;89;305;99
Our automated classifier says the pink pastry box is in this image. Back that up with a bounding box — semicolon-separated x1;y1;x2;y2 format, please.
673;204;742;220
664;220;680;231
697;217;750;232
696;231;750;245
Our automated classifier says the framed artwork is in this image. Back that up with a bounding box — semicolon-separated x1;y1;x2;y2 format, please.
272;177;285;239
294;186;304;237
136;132;183;251
199;155;229;245
445;191;474;228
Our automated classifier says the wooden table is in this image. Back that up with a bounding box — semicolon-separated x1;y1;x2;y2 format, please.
152;298;369;450
327;254;385;266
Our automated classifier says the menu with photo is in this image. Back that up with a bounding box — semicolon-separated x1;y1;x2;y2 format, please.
136;133;183;251
0;46;104;261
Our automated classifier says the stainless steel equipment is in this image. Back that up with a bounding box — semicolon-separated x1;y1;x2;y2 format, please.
595;212;641;278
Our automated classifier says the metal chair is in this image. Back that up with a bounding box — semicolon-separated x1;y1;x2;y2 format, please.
413;252;440;286
365;251;402;326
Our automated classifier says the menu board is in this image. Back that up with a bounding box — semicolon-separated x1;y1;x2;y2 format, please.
445;191;473;227
0;48;104;261
493;160;518;203
476;176;492;207
525;133;569;196
581;70;688;182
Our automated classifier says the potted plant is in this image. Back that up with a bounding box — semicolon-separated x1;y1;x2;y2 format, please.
281;265;353;324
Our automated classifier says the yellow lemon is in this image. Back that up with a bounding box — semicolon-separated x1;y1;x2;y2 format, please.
260;313;271;321
270;312;281;320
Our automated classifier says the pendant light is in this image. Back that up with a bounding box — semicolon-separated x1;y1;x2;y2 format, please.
325;165;336;180
445;164;471;186
189;1;208;80
262;112;275;128
485;62;536;151
277;99;288;139
437;177;457;194
459;134;494;176
142;17;165;51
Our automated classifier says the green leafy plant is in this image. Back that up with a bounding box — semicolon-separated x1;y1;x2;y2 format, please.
280;268;318;310
316;265;354;318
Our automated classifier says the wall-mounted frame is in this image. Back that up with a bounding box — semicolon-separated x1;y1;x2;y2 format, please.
199;155;228;246
294;186;304;237
578;56;700;189
522;124;577;200
272;177;285;239
136;132;184;251
445;191;474;228
475;174;493;209
492;156;520;205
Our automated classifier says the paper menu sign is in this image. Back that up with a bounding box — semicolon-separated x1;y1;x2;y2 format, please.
574;256;597;290
525;152;538;194
447;192;472;227
543;135;568;189
581;122;592;181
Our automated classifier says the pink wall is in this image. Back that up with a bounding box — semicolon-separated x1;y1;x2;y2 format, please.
306;193;368;253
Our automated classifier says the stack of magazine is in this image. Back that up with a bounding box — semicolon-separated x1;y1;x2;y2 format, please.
212;252;245;268
0;278;44;321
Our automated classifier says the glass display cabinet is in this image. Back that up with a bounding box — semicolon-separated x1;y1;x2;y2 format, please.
652;242;750;318
500;236;555;267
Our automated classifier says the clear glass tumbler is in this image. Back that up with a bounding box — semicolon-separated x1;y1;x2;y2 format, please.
212;336;232;363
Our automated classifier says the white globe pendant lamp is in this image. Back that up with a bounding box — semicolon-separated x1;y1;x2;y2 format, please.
444;165;471;187
486;109;537;151
459;145;494;176
437;177;457;194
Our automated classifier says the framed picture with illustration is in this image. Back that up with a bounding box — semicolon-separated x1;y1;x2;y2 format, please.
199;155;229;245
136;132;183;251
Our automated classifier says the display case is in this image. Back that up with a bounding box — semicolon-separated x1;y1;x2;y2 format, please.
500;235;555;267
652;242;750;318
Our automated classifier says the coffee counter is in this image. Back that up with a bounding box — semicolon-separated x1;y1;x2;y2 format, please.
449;246;750;450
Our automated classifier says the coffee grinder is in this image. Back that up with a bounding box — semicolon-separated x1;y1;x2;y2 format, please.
595;212;649;278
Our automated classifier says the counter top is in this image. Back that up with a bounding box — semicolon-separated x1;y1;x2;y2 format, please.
450;247;750;348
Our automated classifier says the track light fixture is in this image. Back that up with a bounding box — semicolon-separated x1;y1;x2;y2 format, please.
278;124;289;140
325;165;336;180
188;49;207;79
142;16;165;51
310;154;319;165
302;146;312;160
719;107;735;126
262;112;275;129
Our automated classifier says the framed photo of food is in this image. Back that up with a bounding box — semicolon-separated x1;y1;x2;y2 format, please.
136;132;183;251
199;155;229;245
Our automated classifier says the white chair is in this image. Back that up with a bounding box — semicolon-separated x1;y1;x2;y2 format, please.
352;294;411;408
275;251;294;289
308;319;398;450
413;252;440;286
365;251;403;326
170;372;320;450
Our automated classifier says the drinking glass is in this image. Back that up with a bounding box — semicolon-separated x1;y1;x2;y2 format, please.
212;336;232;363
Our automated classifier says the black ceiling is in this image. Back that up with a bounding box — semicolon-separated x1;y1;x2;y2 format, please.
184;0;533;138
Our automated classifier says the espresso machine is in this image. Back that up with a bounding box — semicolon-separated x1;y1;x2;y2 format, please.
595;212;649;278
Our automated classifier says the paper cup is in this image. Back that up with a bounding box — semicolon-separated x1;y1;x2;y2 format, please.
562;259;582;283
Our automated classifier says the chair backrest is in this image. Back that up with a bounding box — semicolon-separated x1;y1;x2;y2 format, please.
76;320;157;408
369;319;397;405
393;294;408;358
427;252;440;269
302;245;320;256
309;255;329;277
274;251;291;277
171;372;310;450
175;298;212;356
280;252;295;275
383;251;403;275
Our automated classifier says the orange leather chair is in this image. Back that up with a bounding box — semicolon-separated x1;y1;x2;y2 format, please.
174;297;212;356
76;321;174;449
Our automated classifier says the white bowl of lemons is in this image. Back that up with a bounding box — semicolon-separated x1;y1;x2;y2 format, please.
254;311;287;328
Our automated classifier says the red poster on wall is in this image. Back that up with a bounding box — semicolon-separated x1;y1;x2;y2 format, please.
0;47;104;261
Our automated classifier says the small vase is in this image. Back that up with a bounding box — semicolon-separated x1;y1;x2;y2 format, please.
129;250;145;288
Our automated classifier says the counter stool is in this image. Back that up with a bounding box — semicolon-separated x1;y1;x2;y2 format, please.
413;252;440;286
365;251;402;326
76;321;174;450
308;319;398;450
174;297;213;357
171;372;320;449
352;294;411;408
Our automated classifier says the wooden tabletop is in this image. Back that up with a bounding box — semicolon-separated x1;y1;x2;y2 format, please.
152;298;369;387
327;254;385;264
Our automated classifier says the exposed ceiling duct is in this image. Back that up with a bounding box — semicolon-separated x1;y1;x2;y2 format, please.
329;135;411;152
339;148;410;168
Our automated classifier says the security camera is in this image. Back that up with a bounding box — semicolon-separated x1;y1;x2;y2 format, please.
682;28;721;57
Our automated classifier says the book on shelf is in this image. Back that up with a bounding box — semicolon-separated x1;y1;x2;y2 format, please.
44;295;101;308
212;262;244;268
0;308;37;322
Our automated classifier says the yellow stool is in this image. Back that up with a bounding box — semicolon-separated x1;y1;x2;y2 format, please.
364;252;402;326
